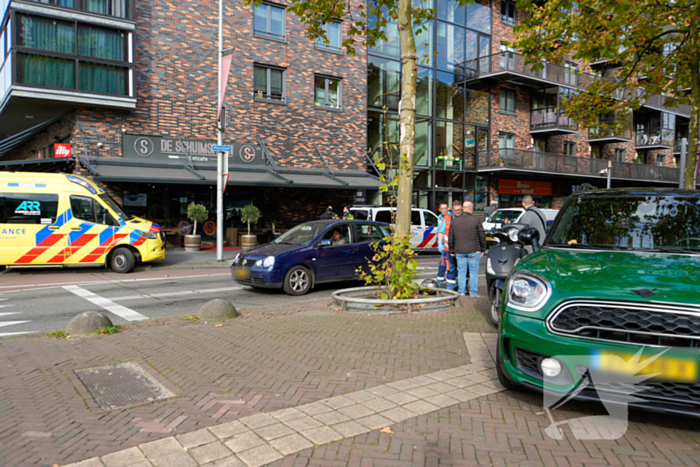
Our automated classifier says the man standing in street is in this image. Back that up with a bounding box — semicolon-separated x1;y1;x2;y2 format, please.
449;201;486;297
436;202;456;290
484;200;497;218
320;206;334;220
342;206;354;219
520;195;546;252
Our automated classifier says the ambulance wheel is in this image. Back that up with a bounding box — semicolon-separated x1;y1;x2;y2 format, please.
110;247;135;274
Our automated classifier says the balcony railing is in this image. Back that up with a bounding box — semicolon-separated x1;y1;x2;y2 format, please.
478;149;680;183
531;107;578;133
588;118;632;141
674;135;689;153
635;128;674;148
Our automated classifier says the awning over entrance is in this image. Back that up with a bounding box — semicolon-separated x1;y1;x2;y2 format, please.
89;158;382;190
0;156;75;173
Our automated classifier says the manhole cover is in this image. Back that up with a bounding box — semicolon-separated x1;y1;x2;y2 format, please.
75;362;175;411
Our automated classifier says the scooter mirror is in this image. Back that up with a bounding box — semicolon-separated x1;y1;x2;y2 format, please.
518;228;540;250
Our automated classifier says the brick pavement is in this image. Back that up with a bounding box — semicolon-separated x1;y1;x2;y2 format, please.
0;297;493;466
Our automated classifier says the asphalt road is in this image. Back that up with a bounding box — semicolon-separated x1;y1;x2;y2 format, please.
0;255;486;337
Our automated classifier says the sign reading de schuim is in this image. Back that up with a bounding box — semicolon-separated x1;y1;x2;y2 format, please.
123;135;264;166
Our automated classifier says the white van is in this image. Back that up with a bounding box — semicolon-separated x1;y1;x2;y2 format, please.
483;208;559;245
349;206;439;251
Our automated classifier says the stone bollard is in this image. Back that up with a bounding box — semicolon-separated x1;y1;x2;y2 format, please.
199;299;238;322
66;311;113;337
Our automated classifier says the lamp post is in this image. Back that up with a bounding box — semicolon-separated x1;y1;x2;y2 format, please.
216;0;224;262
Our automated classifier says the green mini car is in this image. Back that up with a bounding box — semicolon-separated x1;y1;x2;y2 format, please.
498;188;700;415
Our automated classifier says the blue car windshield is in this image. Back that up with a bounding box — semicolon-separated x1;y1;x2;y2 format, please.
273;222;327;245
549;195;700;251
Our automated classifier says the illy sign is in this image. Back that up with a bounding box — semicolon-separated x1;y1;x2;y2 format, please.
54;143;72;158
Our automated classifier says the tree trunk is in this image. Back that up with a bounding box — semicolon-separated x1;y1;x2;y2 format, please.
395;0;417;237
247;221;251;235
686;14;700;189
194;220;198;236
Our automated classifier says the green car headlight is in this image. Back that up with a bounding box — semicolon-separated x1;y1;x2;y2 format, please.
506;273;551;311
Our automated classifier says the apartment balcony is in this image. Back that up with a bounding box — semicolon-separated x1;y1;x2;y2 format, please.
530;107;578;135
477;149;680;184
674;134;689;154
635;128;674;150
588;118;632;143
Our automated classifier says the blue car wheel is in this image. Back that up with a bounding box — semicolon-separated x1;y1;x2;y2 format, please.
283;265;312;296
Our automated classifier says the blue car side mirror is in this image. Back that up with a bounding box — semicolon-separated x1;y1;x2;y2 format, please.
320;239;333;247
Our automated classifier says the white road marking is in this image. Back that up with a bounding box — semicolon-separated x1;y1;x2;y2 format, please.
0;304;14;308
63;285;148;321
109;286;244;302
0;321;31;328
0;331;34;337
0;273;231;293
0;312;21;317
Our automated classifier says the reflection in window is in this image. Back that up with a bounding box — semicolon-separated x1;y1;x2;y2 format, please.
416;21;433;65
436;21;465;74
436;121;464;169
436;71;464;121
367;111;399;164
315;21;341;51
414;170;432;188
368;7;400;58
254;64;285;101
19;15;74;53
467;0;491;34
464;83;489;125
17;53;75;89
368;56;400;110
415;119;432;167
78;26;124;61
314;76;341;109
435;171;464;189
437;0;465;25
416;67;433;116
254;3;286;39
79;61;126;94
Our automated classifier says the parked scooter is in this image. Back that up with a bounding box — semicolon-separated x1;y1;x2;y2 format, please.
485;224;528;327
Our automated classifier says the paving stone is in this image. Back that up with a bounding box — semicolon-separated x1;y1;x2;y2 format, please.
465;371;493;383
269;434;314;456
405;386;440;399
300;426;343;445
140;438;185;459
345;390;378;403
312;410;350;425
127;462;152;467
149;452;196;467
402;400;441;415
65;459;106;467
403;375;436;387
319;395;355;410
270;408;305;422
176;429;217;449
283;415;323;432
425;370;455;381
424;381;457;393
254;423;294;441
224;432;265;453
468;384;502;396
209;421;249;440
362;397;397;412
338;404;375;419
330;420;367;438
384;391;419;405
201;456;246;467
296;401;333;416
366;385;399;397
236;445;282;467
238;413;277;430
188;441;232;465
424;394;460;408
443;376;476;389
102;447;146;467
355;414;393;430
443;366;473;377
445;388;479;402
380;406;418;423
386;379;421;391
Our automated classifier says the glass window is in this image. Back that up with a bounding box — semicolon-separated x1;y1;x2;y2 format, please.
414;170;432;189
415;21;433;66
564;142;576;157
435;171;464;189
657;154;666;166
322;224;352;245
437;0;465;25
17;52;75;89
354;223;384;243
436;21;465;74
79;61;126;94
70;196;97;223
467;0;491;34
254;3;286;39
315;21;341;51
411;210;422;225
464;83;490;125
254;64;285;101
499;88;515;113
424;211;439;227
18;14;74;53
367;111;399;163
78;25;124;61
565;62;578;86
591;146;601;159
436;121;464;169
369;6;399;58
499;133;515;159
415;119;432;167
315;76;341;109
375;210;393;224
353;209;369;220
368;56;400;110
0;193;59;224
416;66;433;116
273;222;326;245
615;148;625;162
501;0;516;25
436;71;464;121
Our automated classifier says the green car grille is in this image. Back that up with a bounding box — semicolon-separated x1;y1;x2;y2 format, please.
547;301;700;348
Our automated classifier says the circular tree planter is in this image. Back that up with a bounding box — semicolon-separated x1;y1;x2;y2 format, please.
240;234;257;250
332;286;461;314
184;234;201;251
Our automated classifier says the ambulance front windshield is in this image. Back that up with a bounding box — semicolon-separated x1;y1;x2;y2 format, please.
99;193;133;221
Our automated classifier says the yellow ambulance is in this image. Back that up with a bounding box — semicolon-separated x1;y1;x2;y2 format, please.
0;172;165;273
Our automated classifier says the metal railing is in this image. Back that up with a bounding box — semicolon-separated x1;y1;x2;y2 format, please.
588;118;633;140
531;106;578;132
478;149;679;183
635;128;674;147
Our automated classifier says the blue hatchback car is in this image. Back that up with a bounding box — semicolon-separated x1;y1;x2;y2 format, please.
231;219;390;295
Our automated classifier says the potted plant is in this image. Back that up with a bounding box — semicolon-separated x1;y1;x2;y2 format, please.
185;202;208;251
240;204;261;250
261;205;283;239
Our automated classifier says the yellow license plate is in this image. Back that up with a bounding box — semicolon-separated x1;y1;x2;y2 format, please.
234;267;250;280
592;351;698;383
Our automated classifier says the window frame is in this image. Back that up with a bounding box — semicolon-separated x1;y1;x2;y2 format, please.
314;75;342;110
253;2;287;41
499;88;516;114
314;20;342;52
253;64;286;103
500;0;516;25
615;148;625;162
563;141;576;157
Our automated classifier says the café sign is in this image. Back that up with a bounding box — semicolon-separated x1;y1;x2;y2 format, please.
123;134;264;166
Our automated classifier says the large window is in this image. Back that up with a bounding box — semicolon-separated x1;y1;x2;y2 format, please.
0;193;59;224
314;76;341;109
499;133;514;159
15;13;130;95
368;56;400;110
254;2;286;40
254;64;285;101
25;0;133;19
615;148;625;162
499;88;515;114
315;21;341;51
501;0;516;25
564;141;576;157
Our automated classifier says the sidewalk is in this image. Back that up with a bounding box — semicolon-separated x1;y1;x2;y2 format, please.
1;297;698;467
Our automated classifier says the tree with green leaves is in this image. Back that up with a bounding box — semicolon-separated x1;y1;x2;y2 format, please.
513;0;699;188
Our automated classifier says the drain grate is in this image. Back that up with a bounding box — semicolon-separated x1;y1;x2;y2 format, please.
75;362;175;411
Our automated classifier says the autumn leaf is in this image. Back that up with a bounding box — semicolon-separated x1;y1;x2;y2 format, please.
380;427;393;433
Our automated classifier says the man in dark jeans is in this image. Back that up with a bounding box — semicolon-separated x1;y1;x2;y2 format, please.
449;201;486;296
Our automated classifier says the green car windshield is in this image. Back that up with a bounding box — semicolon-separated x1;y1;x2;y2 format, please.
487;210;521;223
273;222;327;245
549;195;700;251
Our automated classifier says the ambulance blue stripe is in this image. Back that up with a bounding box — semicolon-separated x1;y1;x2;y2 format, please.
99;227;118;245
69;223;93;243
129;231;140;244
8;183;47;188
35;209;71;244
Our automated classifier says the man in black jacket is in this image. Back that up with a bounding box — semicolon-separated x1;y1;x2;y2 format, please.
449;201;486;296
